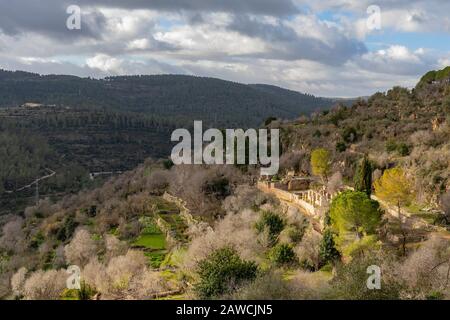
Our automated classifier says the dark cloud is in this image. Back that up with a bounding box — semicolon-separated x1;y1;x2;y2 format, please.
228;15;367;65
0;0;106;40
74;0;299;16
0;0;297;41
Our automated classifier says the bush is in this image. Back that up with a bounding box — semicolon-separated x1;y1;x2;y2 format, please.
195;247;258;299
336;142;347;153
319;229;340;266
255;211;285;246
342;127;358;143
202;177;231;200
397;143;411;156
269;244;297;266
385;140;397;153
231;271;295;300
56;214;78;242
329;257;401;300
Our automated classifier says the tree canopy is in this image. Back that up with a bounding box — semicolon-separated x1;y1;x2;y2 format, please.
310;148;331;182
329;190;382;257
374;167;415;213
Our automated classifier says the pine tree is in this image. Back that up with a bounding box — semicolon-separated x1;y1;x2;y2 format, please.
330;190;382;257
319;229;341;266
354;155;373;196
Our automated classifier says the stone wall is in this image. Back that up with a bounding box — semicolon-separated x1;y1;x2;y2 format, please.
257;181;323;217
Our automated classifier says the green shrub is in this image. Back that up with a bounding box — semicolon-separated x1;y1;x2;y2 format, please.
30;232;45;249
269;244;297;266
255;211;285;246
342;127;358;143
385;140;397;153
313;129;322;138
56;214;78;242
336;142;347;153
319;229;341;266
397;143;411;156
195;247;258;299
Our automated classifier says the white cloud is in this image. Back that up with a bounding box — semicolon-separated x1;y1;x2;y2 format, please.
154;21;267;57
86;54;123;73
127;38;151;50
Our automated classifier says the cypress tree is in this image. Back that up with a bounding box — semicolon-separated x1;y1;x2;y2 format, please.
354;155;373;196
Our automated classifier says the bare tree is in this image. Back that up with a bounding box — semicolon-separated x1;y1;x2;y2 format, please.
64;229;98;267
11;267;28;297
0;217;26;253
22;269;67;300
327;171;343;195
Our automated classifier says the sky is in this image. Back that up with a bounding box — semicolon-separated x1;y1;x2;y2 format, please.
0;0;449;97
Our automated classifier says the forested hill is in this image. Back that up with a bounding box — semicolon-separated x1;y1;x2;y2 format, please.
0;69;337;128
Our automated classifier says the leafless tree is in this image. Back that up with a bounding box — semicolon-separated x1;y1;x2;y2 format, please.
64;229;98;267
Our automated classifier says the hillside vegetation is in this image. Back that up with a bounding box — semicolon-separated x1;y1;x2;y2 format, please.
0;70;343;213
1;68;450;300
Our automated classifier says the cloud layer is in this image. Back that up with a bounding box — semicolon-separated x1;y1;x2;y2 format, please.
0;0;449;97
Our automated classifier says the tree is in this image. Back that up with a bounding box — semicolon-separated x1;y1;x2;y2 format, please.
11;267;28;298
311;148;331;182
195;247;258;299
319;229;341;266
0;217;25;253
64;229;98;267
22;270;67;300
354;155;373;196
327;171;343;194
255;211;285;246
269;243;297;266
329;191;382;257
374;167;415;216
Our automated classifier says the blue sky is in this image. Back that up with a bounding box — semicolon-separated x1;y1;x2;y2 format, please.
0;0;449;97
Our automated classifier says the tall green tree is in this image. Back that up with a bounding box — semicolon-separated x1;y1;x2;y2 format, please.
319;229;341;266
354;155;373;196
330;190;382;257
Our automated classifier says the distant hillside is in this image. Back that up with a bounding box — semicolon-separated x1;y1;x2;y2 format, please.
0;70;338;128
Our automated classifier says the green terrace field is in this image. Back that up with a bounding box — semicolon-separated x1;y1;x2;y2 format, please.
132;198;189;268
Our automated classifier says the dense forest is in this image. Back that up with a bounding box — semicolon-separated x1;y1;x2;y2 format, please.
0;70;342;128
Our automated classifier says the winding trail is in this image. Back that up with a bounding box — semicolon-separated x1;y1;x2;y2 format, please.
4;168;56;194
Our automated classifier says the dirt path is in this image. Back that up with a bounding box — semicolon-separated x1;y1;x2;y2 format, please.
4;168;56;193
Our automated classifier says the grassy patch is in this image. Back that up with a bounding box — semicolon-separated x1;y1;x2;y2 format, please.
133;218;167;268
134;233;166;250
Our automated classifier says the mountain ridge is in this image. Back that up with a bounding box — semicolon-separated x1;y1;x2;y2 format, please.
0;69;344;127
